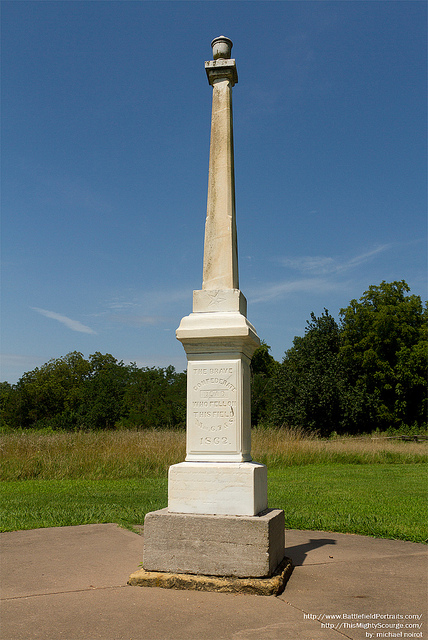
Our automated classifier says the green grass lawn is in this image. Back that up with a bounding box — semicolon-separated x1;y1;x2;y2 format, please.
269;464;427;543
1;463;426;542
0;477;168;533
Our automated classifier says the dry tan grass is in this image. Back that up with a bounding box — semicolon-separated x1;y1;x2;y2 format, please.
252;427;427;466
1;427;425;481
0;430;186;480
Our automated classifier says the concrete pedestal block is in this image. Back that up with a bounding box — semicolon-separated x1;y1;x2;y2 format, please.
168;461;268;516
142;508;285;578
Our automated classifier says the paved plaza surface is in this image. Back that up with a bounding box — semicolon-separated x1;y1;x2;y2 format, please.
1;523;426;640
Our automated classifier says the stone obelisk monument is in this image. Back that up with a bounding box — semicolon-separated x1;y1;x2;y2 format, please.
141;37;285;580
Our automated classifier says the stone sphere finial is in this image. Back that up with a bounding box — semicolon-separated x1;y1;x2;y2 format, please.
211;36;233;60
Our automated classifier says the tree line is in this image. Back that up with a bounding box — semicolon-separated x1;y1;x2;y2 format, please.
1;281;426;435
251;280;426;435
0;353;187;431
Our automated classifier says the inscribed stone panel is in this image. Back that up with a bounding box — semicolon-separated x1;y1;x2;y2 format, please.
187;359;240;457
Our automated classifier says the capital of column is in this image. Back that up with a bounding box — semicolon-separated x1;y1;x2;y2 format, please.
205;59;238;87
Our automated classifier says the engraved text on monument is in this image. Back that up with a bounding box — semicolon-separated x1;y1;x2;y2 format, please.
187;360;239;454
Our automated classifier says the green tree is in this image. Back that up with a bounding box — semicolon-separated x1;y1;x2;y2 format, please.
122;365;186;429
1;352;188;431
80;353;132;429
270;310;368;435
340;280;427;431
250;342;279;426
0;382;17;431
12;352;92;430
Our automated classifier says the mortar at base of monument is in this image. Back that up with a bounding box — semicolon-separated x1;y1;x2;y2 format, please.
128;555;293;597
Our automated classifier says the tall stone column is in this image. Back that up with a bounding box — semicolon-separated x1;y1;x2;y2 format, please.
203;38;239;291
141;38;285;580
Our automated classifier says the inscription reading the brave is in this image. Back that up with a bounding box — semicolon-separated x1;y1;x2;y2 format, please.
188;361;239;453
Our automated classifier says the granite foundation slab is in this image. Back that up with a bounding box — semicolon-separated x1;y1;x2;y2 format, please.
129;556;293;596
142;508;285;578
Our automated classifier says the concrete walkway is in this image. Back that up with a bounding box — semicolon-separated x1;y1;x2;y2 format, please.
1;524;426;640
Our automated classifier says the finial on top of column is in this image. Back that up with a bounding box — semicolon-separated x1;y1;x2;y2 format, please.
211;36;233;60
206;36;237;86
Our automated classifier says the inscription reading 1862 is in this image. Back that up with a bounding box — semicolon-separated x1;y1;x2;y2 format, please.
188;361;238;453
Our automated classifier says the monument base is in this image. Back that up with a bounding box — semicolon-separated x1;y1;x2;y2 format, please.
128;556;293;597
168;461;267;516
142;508;285;578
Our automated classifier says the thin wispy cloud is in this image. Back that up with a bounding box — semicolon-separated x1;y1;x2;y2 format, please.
106;301;141;311
345;245;393;270
250;278;345;304
32;308;96;334
251;245;393;304
109;314;165;327
138;288;192;307
277;244;392;276
279;256;336;275
105;287;192;314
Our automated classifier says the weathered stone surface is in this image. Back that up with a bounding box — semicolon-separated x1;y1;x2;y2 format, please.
192;288;247;314
128;556;293;596
176;312;259;355
142;508;285;578
210;36;233;61
168;461;268;515
182;355;253;463
202;55;238;291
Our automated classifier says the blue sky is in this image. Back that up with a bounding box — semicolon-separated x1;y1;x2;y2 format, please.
2;1;426;384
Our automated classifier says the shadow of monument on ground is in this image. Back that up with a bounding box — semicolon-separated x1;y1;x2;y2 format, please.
285;538;337;566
